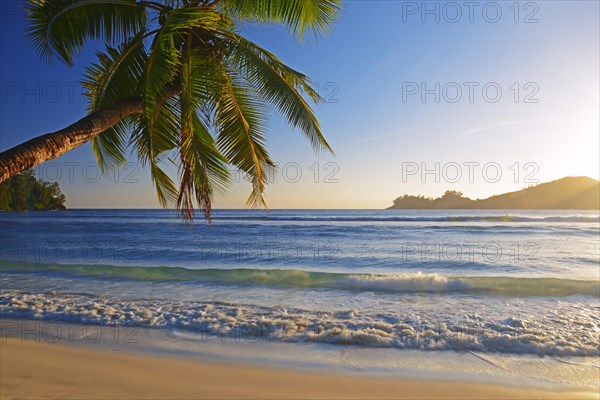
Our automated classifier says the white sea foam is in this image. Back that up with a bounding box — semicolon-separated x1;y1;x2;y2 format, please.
337;272;470;292
1;290;598;357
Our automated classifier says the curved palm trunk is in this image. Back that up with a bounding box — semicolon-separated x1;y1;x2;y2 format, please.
0;84;181;183
0;97;143;183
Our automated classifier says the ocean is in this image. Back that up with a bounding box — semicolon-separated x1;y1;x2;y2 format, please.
1;209;599;385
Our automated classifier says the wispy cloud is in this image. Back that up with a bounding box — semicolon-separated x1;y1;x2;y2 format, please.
352;127;418;144
456;121;520;137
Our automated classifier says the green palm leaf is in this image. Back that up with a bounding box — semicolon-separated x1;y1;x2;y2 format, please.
220;0;342;41
131;98;180;207
215;70;274;207
26;0;147;65
179;34;230;221
143;7;223;152
81;33;147;171
82;32;147;111
222;31;332;154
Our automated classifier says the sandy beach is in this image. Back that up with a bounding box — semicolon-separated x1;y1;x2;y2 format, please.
0;337;597;400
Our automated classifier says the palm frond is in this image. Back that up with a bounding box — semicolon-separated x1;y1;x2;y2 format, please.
178;34;230;221
178;112;231;221
81;33;147;171
134;97;181;163
89;116;132;172
25;0;147;65
143;27;181;134
150;159;179;208
81;32;147;111
222;32;332;154
220;0;342;41
143;7;224;142
130;101;180;207
214;70;274;207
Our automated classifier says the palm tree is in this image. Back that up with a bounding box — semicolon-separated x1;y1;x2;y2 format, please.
0;0;340;220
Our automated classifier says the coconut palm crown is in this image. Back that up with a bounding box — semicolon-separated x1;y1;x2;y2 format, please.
22;0;341;220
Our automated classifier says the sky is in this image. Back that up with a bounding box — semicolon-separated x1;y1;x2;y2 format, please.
1;0;599;209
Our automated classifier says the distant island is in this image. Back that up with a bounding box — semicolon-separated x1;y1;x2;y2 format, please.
388;177;600;210
0;170;66;211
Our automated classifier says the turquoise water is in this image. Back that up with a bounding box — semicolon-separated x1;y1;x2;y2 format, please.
1;209;599;357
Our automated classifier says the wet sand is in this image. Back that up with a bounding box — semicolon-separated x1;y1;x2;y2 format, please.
1;338;598;399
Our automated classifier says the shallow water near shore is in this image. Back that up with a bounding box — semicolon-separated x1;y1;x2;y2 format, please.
1;318;599;393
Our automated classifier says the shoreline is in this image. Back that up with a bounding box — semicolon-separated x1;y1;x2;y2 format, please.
1;319;599;399
2;337;598;400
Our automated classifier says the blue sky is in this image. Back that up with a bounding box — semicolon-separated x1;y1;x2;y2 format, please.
1;0;598;209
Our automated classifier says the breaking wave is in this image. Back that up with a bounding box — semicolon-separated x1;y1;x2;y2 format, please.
2;262;598;298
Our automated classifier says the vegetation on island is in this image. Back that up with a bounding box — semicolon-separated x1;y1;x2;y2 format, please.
388;177;600;210
0;170;66;211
